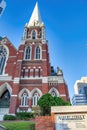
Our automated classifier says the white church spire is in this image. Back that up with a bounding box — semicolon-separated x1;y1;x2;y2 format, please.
28;2;43;26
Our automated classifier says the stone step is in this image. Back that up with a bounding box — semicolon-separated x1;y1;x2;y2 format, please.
0;108;9;121
0;108;9;114
0;114;4;121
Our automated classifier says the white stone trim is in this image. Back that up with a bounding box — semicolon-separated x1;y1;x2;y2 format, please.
14;78;20;83
51;106;87;113
9;56;16;58
0;82;12;97
31;88;42;97
60;94;66;97
20;39;25;45
22;68;42;72
18;88;31;99
19;105;28;107
42;77;48;83
0;75;12;81
21;76;42;80
49;87;59;97
48;76;64;83
42;59;47;61
20;84;42;87
11;95;17;97
17;60;22;62
42;50;46;51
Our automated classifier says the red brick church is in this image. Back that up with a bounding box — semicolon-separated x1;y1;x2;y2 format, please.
0;2;70;115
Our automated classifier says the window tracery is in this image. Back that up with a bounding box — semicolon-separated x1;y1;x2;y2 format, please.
25;46;31;60
0;45;7;75
35;46;40;59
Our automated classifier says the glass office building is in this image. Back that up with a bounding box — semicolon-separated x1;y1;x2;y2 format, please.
72;77;87;105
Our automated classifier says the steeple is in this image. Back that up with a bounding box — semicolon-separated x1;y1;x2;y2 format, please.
28;2;43;27
22;2;46;44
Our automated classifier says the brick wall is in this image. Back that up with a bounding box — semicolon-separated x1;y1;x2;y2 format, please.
35;116;54;130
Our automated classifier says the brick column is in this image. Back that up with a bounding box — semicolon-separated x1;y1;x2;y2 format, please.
35;116;54;130
9;96;18;114
51;113;55;130
42;83;48;94
29;98;32;108
9;83;19;114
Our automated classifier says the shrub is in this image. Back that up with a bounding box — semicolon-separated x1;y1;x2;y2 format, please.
3;115;16;120
16;112;34;120
38;93;71;115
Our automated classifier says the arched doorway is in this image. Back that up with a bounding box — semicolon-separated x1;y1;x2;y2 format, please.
0;89;10;108
0;83;12;108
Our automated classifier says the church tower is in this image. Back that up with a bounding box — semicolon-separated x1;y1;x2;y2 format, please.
22;2;51;77
0;2;70;115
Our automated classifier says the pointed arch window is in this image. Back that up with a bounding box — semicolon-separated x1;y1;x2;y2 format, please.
35;46;40;59
32;92;40;106
28;68;30;77
0;45;7;75
21;93;28;107
38;68;40;77
25;46;31;60
51;91;57;97
32;30;36;39
22;68;25;78
33;68;35;77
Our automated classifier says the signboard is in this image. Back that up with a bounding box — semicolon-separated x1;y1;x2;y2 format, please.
55;113;87;130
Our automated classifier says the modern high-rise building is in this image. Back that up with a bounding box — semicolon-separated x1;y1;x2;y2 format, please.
0;2;70;116
72;77;87;105
0;0;6;16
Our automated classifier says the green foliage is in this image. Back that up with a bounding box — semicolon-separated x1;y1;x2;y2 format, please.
3;112;35;121
3;115;16;120
38;93;71;115
2;122;35;130
38;93;54;115
53;96;71;106
16;112;34;120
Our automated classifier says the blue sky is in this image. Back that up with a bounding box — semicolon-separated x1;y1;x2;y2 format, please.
0;0;87;101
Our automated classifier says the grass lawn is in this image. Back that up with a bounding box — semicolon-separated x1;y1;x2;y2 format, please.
1;121;35;130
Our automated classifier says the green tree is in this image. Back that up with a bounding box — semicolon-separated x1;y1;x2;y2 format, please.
38;93;70;116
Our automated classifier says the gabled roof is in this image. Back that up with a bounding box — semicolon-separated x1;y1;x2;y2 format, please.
0;36;17;51
28;2;43;26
